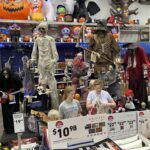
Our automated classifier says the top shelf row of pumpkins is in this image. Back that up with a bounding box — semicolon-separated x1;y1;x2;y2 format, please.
0;0;100;23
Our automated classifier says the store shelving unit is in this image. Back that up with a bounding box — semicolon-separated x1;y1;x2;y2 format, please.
1;19;150;89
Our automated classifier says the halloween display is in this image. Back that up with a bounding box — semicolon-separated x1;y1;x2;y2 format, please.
64;14;73;22
0;27;9;42
4;56;14;70
0;0;31;20
30;0;44;21
87;20;120;77
64;0;75;15
61;26;71;42
21;56;35;96
72;0;100;23
124;89;136;111
71;26;81;42
56;5;66;22
105;65;121;98
123;43;150;108
0;68;23;134
110;0;138;24
43;0;55;21
85;26;93;42
32;26;40;41
31;22;59;109
22;35;31;42
9;24;21;50
65;52;91;89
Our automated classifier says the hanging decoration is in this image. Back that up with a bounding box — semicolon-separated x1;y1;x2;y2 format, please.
110;0;138;24
43;0;55;21
72;0;100;23
0;0;31;20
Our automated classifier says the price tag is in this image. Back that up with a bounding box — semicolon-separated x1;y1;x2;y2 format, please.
107;111;137;140
138;110;150;138
13;113;25;133
48;117;85;149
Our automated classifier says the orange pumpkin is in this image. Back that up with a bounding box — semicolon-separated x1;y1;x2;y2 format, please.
0;0;31;20
79;17;86;23
112;34;119;39
74;93;80;101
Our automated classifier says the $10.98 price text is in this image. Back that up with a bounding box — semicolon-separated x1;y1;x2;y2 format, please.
53;125;77;138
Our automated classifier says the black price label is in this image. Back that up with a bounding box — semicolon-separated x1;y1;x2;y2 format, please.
53;125;77;138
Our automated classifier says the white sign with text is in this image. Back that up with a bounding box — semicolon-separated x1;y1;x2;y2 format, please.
13;113;25;133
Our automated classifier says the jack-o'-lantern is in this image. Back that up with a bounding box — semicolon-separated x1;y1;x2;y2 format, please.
0;0;31;20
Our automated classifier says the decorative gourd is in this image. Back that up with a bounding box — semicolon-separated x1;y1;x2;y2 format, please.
74;93;80;101
0;0;31;20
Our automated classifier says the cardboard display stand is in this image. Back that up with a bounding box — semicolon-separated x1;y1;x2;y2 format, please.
48;111;150;150
48;114;107;150
137;110;150;139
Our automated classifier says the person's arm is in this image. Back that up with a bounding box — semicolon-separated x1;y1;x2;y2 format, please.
59;104;64;119
86;92;95;110
106;92;116;108
107;100;116;108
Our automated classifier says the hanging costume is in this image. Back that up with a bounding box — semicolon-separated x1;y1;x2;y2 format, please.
0;68;22;133
123;44;150;105
31;22;59;109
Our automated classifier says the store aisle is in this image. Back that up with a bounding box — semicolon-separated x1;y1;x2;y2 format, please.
0;105;4;140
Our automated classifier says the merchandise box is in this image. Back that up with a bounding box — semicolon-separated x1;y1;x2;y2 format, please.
114;134;150;150
47;111;150;150
54;138;122;150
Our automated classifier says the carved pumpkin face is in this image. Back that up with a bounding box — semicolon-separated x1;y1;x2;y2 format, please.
0;0;31;20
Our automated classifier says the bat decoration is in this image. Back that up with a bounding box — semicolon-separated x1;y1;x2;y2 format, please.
73;0;100;23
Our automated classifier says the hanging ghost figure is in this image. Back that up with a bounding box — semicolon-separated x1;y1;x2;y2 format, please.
43;0;55;21
64;0;76;14
21;56;35;96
